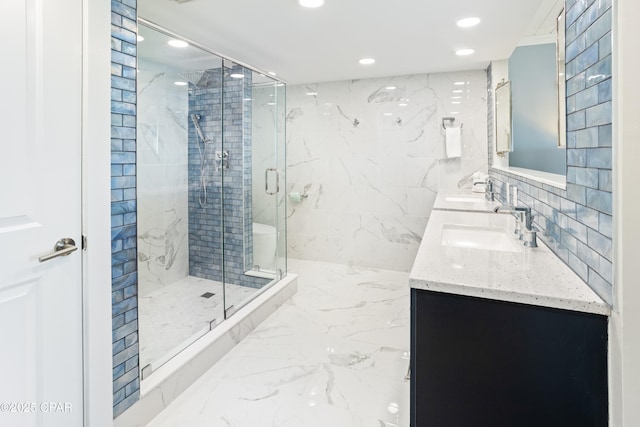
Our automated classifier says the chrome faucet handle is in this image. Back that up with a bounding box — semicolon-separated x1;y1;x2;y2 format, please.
485;178;495;201
523;229;538;247
514;212;524;238
515;207;533;231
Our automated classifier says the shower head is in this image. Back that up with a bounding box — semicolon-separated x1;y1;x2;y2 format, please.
179;70;214;88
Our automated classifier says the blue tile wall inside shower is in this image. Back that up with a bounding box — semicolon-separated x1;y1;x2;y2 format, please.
110;0;140;417
488;0;613;303
188;67;269;288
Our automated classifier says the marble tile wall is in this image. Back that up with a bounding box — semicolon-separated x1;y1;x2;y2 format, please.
488;0;613;304
137;60;190;298
286;71;488;271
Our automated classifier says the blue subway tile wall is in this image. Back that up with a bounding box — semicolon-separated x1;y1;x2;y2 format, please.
188;67;269;288
188;69;224;281
489;0;613;303
242;69;254;275
111;0;139;417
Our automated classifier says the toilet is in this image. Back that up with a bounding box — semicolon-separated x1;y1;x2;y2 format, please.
252;222;277;270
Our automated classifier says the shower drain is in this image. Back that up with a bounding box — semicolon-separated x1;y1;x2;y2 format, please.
200;292;215;299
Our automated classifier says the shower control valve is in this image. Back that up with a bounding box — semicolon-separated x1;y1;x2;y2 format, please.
215;151;230;170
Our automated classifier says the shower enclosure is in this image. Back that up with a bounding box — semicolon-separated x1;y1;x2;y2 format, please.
136;21;287;378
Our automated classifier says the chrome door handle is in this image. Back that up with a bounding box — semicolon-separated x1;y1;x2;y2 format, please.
265;168;280;195
38;238;78;263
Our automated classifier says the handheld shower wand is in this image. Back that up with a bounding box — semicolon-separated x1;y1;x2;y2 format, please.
190;114;211;144
191;114;212;207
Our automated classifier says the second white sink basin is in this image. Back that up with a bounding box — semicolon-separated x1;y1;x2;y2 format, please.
445;196;487;203
441;224;522;253
433;191;498;212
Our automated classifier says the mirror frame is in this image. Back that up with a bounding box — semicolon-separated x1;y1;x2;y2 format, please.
557;8;567;148
495;79;512;156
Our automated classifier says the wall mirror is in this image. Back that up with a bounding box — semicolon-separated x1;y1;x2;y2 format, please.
495;80;511;155
494;5;567;178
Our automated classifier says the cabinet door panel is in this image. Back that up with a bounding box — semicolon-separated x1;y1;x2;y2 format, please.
410;289;607;427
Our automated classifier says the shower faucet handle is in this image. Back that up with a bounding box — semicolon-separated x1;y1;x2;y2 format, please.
215;151;230;170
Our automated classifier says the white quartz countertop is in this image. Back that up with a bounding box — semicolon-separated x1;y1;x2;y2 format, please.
409;210;610;316
433;190;499;212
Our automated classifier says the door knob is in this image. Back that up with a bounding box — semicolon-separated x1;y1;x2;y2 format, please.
38;238;78;263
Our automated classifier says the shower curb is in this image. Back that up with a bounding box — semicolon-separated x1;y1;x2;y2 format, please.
113;274;298;427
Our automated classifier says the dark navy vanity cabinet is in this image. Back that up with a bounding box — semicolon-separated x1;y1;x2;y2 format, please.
410;289;608;427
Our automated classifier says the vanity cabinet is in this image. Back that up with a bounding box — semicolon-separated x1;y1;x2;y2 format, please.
410;289;608;427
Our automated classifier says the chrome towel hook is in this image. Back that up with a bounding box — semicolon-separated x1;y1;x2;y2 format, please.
442;116;463;130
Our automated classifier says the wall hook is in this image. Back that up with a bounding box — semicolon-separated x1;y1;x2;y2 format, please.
442;116;463;130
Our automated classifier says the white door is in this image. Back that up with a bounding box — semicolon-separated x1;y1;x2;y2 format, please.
0;0;84;426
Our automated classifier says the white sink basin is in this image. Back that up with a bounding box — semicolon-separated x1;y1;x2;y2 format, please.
445;196;486;203
441;224;522;253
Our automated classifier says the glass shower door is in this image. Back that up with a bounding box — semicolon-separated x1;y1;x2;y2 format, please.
136;22;287;379
137;22;227;379
221;65;286;317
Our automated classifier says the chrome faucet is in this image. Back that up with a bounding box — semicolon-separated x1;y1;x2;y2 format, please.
493;205;538;247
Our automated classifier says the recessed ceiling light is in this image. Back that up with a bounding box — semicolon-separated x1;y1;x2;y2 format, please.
243;98;252;101
452;89;463;93
383;113;393;116
306;92;318;96
168;39;188;48
230;73;244;79
456;17;481;28
299;0;324;7
137;35;144;42
451;101;461;104
451;96;462;99
399;103;408;107
359;58;375;65
386;86;397;90
456;48;475;56
453;81;465;86
267;102;277;106
174;81;187;86
451;111;460;114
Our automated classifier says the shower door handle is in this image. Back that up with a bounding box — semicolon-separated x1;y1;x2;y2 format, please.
265;168;280;195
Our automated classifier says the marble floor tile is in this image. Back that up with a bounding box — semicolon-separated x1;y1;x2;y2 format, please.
147;259;410;427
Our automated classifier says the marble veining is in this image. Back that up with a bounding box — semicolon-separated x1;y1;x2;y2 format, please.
146;259;410;427
410;208;610;315
287;71;488;272
137;60;190;297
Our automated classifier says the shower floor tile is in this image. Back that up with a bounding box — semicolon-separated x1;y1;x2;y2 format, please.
139;276;260;370
147;259;410;427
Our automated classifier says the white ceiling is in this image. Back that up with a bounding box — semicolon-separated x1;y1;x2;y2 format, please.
139;0;564;85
